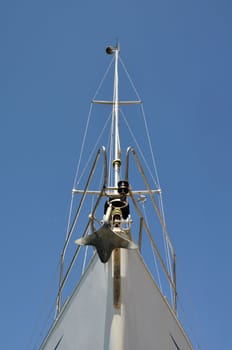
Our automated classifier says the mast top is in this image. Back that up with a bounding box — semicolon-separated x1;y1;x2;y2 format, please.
106;44;120;55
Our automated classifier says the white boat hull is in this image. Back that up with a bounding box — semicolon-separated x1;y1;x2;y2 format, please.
40;250;193;350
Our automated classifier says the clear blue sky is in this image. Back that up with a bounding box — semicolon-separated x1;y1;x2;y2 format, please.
2;0;232;349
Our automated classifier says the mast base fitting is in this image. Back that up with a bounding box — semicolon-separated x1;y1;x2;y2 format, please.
112;159;121;167
104;197;130;220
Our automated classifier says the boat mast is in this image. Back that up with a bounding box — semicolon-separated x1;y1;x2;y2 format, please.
106;44;125;350
110;44;121;188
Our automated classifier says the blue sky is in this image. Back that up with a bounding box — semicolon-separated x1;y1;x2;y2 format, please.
2;0;232;349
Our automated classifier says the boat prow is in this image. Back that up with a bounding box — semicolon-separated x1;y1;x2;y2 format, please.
40;249;193;350
37;44;195;350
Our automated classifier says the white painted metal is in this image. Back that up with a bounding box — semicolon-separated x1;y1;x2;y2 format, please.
40;250;193;350
110;44;126;350
92;100;142;105
112;45;120;188
40;255;113;350
122;250;193;350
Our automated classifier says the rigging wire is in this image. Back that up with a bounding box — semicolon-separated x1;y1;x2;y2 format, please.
158;193;174;303
119;56;160;188
81;194;95;275
119;56;142;101
141;201;163;294
58;52;191;347
27;259;60;350
31;50;206;350
63;54;116;282
32;298;58;350
119;110;173;297
120;110;159;188
65;192;75;240
75;112;111;186
62;110;111;283
81;245;89;276
159;194;173;274
73;103;93;189
92;56;114;100
81;124;113;274
141;103;175;305
73;55;114;189
176;271;210;350
119;56;176;306
140;104;161;188
177;297;206;350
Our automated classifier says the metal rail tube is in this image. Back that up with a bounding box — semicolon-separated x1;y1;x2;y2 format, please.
129;190;176;292
57;147;107;313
